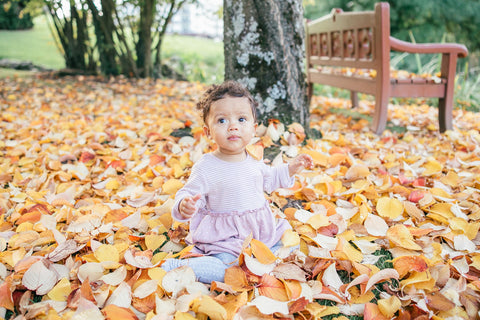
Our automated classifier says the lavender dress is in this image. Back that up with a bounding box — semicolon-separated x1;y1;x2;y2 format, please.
172;153;293;256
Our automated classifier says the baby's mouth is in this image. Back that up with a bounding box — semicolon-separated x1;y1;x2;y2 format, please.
228;135;240;140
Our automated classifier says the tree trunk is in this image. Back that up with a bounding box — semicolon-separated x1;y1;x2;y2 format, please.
86;0;119;75
136;0;155;77
223;0;309;128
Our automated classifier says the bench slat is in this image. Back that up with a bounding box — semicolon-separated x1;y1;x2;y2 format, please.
306;2;468;134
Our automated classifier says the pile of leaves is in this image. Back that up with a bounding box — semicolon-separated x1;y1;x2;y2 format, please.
0;75;479;320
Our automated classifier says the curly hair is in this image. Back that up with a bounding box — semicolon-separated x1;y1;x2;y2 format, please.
196;80;258;124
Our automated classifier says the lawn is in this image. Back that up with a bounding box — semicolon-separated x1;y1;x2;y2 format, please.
0;15;224;83
0;16;64;69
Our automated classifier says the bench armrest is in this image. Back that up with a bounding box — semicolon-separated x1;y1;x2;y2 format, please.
390;37;468;58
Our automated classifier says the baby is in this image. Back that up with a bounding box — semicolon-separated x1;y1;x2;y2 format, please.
162;80;313;283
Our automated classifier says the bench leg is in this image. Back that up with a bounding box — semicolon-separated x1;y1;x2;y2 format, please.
438;53;457;132
371;93;389;135
438;97;453;133
350;91;358;108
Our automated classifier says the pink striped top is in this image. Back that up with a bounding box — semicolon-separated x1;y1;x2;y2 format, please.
172;153;294;255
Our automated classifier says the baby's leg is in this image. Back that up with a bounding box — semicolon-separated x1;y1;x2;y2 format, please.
270;241;300;257
162;256;229;283
212;252;238;265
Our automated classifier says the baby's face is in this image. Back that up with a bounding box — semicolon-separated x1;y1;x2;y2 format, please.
204;96;257;160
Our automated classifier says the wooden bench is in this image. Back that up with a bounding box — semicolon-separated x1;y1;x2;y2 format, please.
305;2;468;134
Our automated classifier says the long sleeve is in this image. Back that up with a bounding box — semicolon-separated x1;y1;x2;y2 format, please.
262;163;295;193
171;163;208;222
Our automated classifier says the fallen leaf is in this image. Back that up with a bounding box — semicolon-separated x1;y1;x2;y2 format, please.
22;259;58;295
250;239;277;264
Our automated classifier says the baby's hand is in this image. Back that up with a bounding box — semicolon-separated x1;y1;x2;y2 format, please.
179;194;201;219
288;154;314;176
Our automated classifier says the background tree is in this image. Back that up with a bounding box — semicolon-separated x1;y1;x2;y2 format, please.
44;0;95;72
0;0;34;30
44;0;196;77
223;0;309;129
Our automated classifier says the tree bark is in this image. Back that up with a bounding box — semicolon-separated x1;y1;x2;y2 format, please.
136;0;155;77
224;0;309;128
86;0;119;75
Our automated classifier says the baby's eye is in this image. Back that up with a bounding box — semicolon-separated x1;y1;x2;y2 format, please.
218;118;226;124
239;117;246;122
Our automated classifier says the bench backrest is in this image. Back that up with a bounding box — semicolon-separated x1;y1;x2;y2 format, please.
306;3;390;73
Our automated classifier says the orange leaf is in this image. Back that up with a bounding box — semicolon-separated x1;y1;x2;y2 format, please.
246;144;264;161
79;151;95;163
282;279;302;300
15;210;42;225
219;291;249;319
393;256;429;278
364;302;388;320
224;266;252;292
102;304;139;320
0;276;14;310
250;239;277;264
288;297;309;314
258;274;289;302
386;224;422;251
108;159;126;170
425;291;456;312
80;277;96;302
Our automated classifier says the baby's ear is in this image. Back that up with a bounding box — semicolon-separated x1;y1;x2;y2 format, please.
203;125;210;137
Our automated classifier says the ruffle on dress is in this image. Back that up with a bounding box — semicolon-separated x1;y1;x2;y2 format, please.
187;201;291;256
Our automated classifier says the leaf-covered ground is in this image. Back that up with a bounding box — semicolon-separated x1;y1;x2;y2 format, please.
1;76;480;320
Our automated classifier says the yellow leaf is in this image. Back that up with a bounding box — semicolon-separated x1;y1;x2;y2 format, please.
386;224;422;251
440;170;459;187
162;179;184;195
191;295;227;320
173;163;184;178
174;311;197;320
427;203;454;219
302;149;328;167
94;244;120;264
147;267;166;282
281;229;300;247
105;178;120;190
400;271;435;291
306;213;330;229
378;296;401;318
305;303;328;318
250;239;277;265
152;176;164;189
47;277;72;301
180;153;193;169
246;144;264;160
145;234;167;251
222;291;249;320
341;239;363;263
376;197;404;219
345;164;370;180
422;159;443;176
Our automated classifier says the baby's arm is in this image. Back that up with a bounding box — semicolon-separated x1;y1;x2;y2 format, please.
288;154;313;176
178;194;201;220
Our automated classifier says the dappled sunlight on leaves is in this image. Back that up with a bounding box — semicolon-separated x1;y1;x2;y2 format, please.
0;76;480;319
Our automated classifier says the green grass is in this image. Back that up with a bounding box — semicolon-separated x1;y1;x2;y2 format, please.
162;35;224;84
0;15;65;69
0;15;224;83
